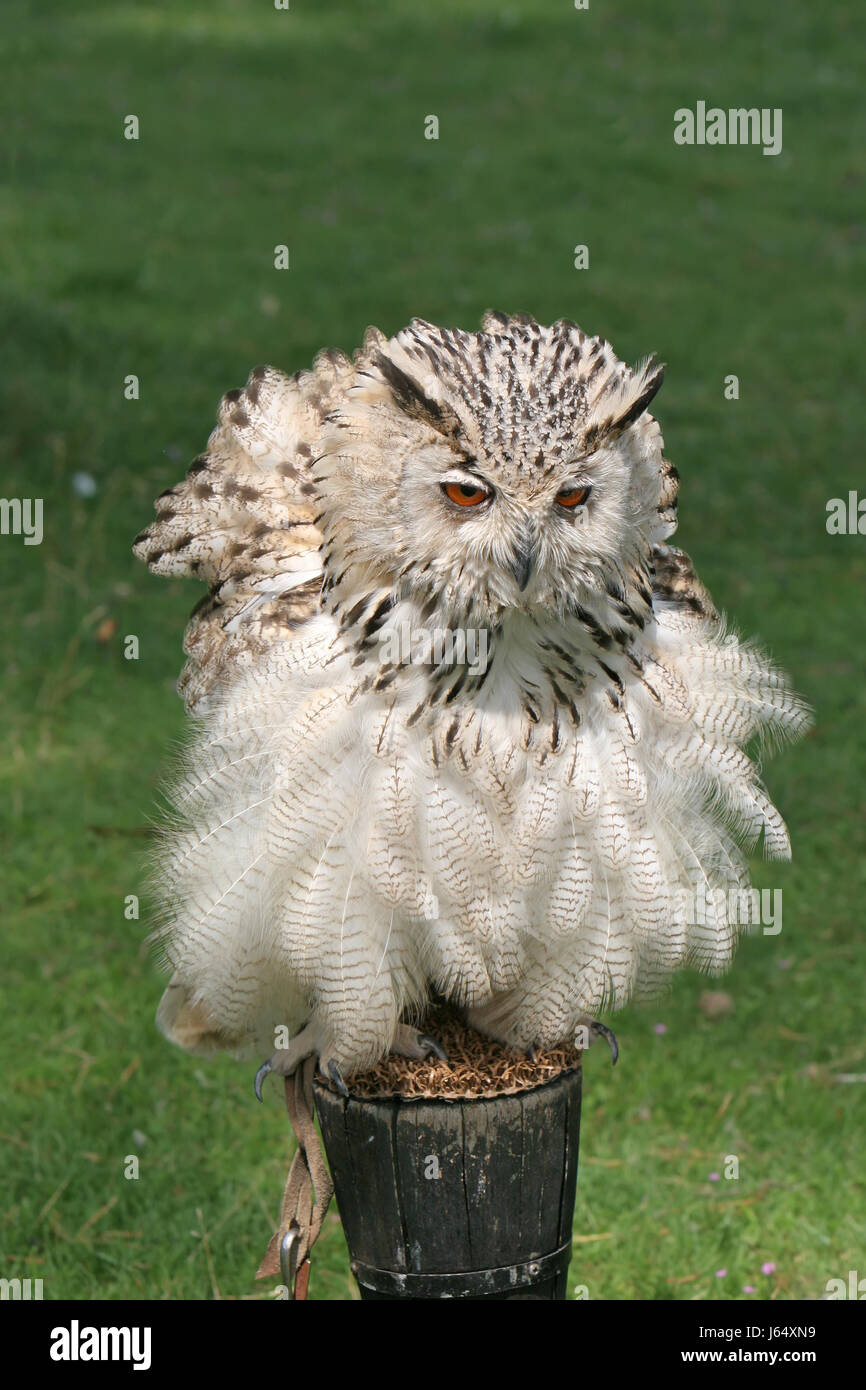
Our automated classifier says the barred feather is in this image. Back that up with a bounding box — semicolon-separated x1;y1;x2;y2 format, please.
135;314;810;1073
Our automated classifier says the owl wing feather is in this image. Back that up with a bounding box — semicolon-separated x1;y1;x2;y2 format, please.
133;352;352;710
134;353;354;1052
650;542;718;621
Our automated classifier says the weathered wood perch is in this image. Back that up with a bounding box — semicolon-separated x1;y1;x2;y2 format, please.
313;1019;582;1300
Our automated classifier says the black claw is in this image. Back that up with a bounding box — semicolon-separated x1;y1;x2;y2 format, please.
418;1034;449;1064
590;1021;619;1066
526;1041;540;1063
254;1058;272;1101
328;1060;349;1097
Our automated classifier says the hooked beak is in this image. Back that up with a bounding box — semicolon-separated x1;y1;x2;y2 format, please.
509;530;536;592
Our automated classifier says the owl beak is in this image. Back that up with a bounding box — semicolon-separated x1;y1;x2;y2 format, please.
510;535;535;592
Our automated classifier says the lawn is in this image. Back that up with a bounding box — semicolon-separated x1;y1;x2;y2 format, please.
1;0;863;1300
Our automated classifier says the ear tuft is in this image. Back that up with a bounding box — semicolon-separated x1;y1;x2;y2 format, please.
614;357;665;431
583;355;666;451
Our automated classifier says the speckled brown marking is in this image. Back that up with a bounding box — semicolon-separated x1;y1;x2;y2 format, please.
651;543;718;620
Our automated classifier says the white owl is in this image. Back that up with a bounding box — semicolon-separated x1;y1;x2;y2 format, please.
134;312;809;1093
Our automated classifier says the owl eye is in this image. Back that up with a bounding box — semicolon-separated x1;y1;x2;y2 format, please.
442;480;490;508
555;484;592;509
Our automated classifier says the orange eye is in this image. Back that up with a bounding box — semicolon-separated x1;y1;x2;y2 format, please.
556;484;591;509
443;480;490;508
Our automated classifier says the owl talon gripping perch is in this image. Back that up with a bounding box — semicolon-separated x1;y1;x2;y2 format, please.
254;1021;448;1099
136;313;809;1087
416;1035;449;1063
253;1051;349;1100
327;1061;350;1099
253;1058;273;1102
580;1018;619;1066
391;1024;449;1064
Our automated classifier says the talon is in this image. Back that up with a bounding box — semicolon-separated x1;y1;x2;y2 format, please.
390;1021;449;1062
327;1060;349;1097
526;1040;540;1064
254;1058;272;1101
590;1021;619;1066
417;1034;449;1064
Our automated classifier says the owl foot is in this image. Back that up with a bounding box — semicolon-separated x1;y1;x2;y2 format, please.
575;1016;619;1066
254;1021;319;1100
254;1047;351;1100
326;1060;349;1098
254;1022;449;1100
391;1022;449;1064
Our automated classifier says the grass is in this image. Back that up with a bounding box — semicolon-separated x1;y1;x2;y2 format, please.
1;0;863;1300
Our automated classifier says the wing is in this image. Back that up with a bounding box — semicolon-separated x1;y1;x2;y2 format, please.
650;542;718;621
133;351;352;710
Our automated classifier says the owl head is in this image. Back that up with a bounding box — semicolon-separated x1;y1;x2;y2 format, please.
314;313;678;640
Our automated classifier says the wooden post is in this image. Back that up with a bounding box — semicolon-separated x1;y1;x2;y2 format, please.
313;1065;581;1300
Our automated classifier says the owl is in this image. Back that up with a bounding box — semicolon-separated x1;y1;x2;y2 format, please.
133;312;809;1093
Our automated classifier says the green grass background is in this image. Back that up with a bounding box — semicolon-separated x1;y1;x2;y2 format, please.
1;0;863;1300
